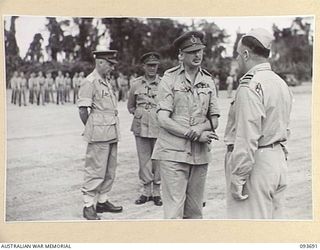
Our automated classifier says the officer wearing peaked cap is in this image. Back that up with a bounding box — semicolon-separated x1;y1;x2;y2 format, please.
173;31;206;52
224;28;293;219
127;52;163;206
77;49;123;220
152;31;220;219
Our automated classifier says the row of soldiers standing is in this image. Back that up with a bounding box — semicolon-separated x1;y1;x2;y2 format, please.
9;70;132;107
9;71;85;106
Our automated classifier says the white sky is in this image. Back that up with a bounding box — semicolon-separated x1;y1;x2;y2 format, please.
4;15;314;58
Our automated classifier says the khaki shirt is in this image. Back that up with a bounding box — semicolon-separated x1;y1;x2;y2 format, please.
45;77;54;87
55;76;65;87
65;77;72;86
77;69;119;143
72;76;79;88
28;77;38;88
10;77;19;89
37;76;46;87
127;75;161;138
224;63;293;185
17;77;27;88
118;76;128;87
152;64;220;165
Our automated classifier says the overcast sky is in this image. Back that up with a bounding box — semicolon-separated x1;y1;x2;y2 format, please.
4;15;314;58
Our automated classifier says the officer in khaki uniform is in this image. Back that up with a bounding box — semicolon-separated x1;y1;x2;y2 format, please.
56;70;65;105
127;52;162;206
152;31;220;219
10;71;19;105
28;72;38;104
224;28;293;219
72;72;79;104
17;71;27;106
64;72;72;102
78;50;123;220
37;71;46;106
45;72;55;103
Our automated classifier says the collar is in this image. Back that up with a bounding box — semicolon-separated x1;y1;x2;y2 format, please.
142;74;159;85
178;63;205;86
92;69;109;86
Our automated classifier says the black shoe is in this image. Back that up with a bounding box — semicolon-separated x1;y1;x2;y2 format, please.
135;195;153;205
96;200;123;213
153;196;163;206
83;205;100;220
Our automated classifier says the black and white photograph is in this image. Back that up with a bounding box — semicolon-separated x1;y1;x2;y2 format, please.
4;15;313;221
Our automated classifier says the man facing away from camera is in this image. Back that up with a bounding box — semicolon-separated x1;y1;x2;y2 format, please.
152;31;220;219
77;49;123;220
127;52;163;207
224;28;293;219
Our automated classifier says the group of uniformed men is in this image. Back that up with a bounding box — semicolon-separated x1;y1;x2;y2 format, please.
9;70;86;106
77;27;293;220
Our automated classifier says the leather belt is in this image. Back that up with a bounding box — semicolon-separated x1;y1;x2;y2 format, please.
137;103;156;109
227;141;282;152
92;109;118;116
258;141;281;149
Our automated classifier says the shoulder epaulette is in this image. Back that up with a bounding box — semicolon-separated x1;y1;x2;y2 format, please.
202;68;212;77
165;65;181;74
86;73;95;83
239;73;254;84
131;76;143;83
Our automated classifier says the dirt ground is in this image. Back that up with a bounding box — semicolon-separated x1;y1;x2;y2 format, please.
5;84;312;221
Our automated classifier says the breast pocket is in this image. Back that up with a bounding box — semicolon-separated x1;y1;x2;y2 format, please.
91;114;117;142
197;88;211;114
173;85;190;113
130;109;143;135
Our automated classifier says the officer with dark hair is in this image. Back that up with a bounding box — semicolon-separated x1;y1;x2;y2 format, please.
224;28;293;219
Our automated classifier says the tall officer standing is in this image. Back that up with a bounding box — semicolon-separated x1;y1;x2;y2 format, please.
45;72;55;103
224;28;293;219
127;52;162;206
28;72;37;104
10;71;19;104
56;70;65;105
77;50;123;220
152;31;220;219
72;72;80;104
64;72;72;103
37;71;46;106
17;71;27;106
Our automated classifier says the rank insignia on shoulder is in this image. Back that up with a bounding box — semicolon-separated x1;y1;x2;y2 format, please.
240;73;254;84
255;82;263;95
166;65;181;73
202;68;212;77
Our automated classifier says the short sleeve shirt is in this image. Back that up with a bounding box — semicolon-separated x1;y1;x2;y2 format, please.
152;64;220;165
127;75;161;138
77;69;119;143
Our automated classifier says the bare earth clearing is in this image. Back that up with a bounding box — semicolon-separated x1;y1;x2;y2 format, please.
6;85;312;221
